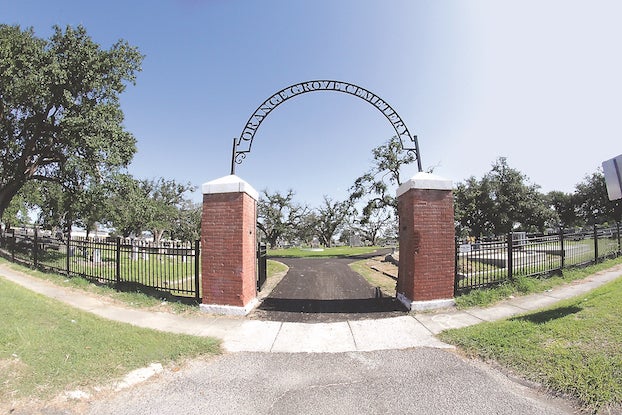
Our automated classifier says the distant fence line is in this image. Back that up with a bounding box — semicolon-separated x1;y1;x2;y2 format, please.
455;224;622;295
3;223;620;302
0;230;201;302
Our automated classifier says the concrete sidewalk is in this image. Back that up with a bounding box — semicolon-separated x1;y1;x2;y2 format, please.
1;263;621;353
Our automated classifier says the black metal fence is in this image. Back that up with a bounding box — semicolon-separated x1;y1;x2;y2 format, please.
455;224;622;295
0;229;201;302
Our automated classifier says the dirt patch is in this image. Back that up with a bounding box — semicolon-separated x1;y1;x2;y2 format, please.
351;255;398;297
365;255;398;279
0;358;31;414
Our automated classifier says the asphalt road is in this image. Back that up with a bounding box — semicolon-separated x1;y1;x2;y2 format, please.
72;349;575;415
250;252;408;322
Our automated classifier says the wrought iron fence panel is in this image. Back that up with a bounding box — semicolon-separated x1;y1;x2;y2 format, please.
515;235;562;278
563;230;596;267
596;226;620;260
456;238;509;293
118;239;199;299
36;236;69;275
455;224;621;295
0;232;200;302
68;237;118;284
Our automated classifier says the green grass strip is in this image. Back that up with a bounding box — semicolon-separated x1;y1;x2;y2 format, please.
267;259;288;275
268;246;380;258
440;276;622;412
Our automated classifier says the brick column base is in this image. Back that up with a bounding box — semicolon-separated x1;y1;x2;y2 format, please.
200;175;258;316
396;172;455;311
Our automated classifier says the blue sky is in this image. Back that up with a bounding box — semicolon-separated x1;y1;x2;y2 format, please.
3;0;622;207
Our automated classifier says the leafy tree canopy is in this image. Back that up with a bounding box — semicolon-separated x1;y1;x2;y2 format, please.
0;24;143;221
106;175;195;243
313;196;353;248
574;169;622;224
353;208;395;246
547;190;579;228
257;189;308;249
349;135;415;222
455;157;553;236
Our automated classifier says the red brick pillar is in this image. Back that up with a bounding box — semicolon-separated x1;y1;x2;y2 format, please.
396;172;455;311
200;175;258;315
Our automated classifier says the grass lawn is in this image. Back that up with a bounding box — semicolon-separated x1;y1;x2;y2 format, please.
0;277;220;410
268;245;381;258
267;259;288;276
440;276;622;413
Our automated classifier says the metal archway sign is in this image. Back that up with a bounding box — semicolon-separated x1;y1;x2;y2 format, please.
230;80;422;174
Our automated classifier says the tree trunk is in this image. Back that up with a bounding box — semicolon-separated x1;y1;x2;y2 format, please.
323;235;332;248
153;229;165;245
0;181;23;222
266;230;280;249
267;237;278;250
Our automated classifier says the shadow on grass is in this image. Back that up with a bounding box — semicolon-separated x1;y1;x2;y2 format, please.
510;305;583;324
115;281;200;306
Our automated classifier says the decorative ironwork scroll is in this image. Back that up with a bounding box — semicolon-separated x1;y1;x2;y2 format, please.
231;80;422;174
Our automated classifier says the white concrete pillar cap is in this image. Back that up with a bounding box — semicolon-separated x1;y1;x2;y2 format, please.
396;172;453;197
202;174;259;201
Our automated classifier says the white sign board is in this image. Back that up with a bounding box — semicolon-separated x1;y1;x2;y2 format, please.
459;244;472;253
602;154;622;201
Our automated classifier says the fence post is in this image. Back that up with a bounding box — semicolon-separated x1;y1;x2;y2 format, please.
194;239;200;303
594;224;599;262
66;235;70;276
617;222;621;256
33;227;38;269
507;232;513;281
559;227;565;270
115;237;121;286
454;237;459;296
11;230;15;261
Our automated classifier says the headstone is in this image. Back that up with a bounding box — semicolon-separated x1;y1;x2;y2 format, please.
459;244;472;253
92;249;101;263
512;232;527;248
349;235;363;247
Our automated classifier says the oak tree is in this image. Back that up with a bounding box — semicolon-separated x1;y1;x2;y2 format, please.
314;196;353;248
574;169;622;224
0;24;143;221
257;189;308;248
349;135;415;223
454;158;552;236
